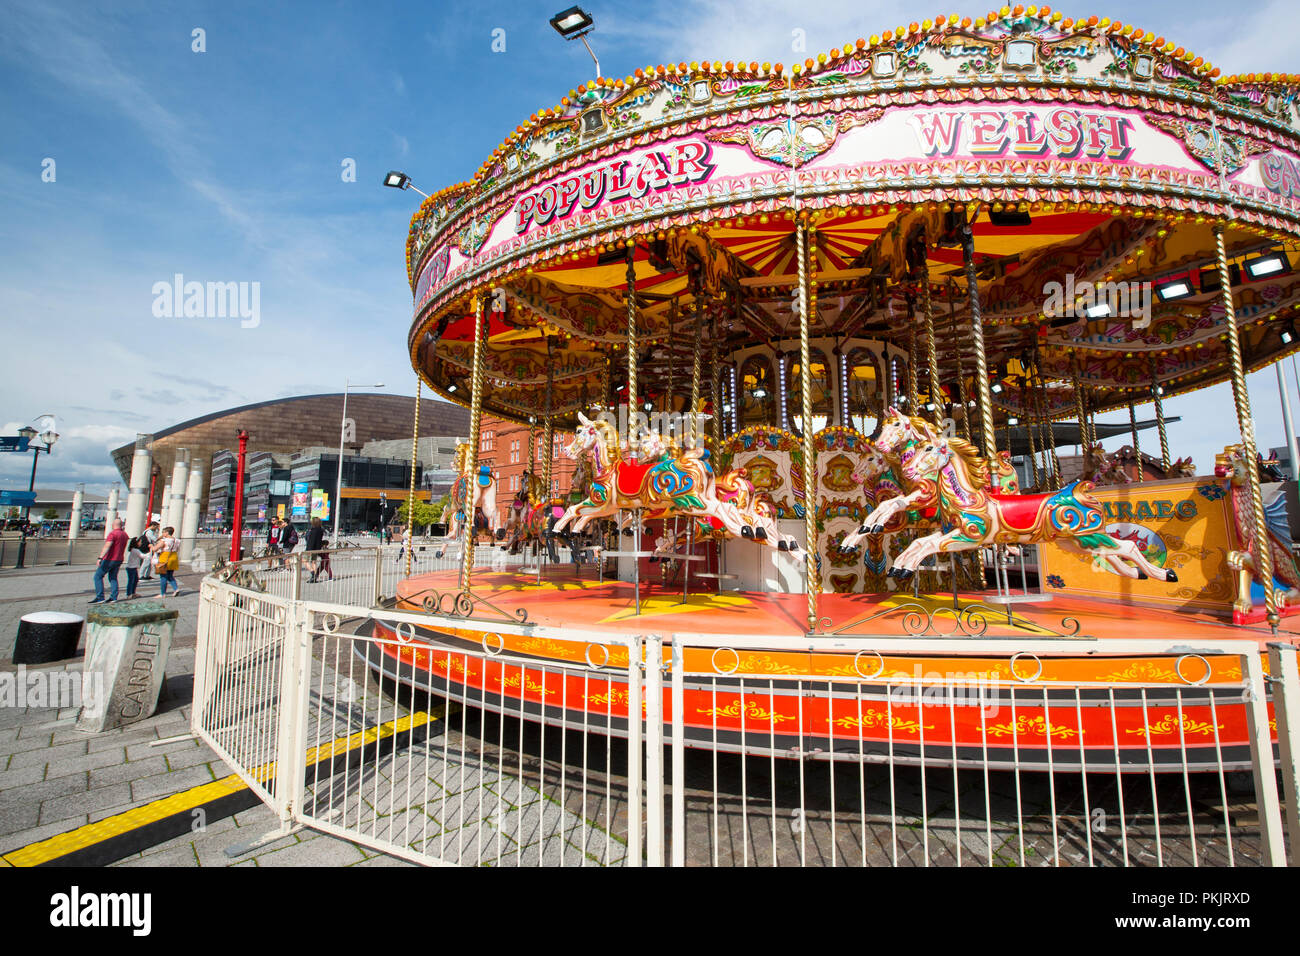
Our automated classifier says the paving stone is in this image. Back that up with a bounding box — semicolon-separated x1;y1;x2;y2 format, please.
0;772;88;806
15;723;56;741
129;764;215;803
117;843;199;867
44;746;128;779
255;836;367;867
0;801;40;839
1;730;64;757
84;724;161;752
8;738;88;769
0;763;48;789
163;745;219;772
0;814;89;854
39;783;132;825
88;756;169;788
126;738;200;762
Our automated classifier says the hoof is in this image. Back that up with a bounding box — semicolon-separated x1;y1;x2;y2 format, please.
857;525;869;536
755;526;767;541
1137;570;1148;580
870;525;885;535
622;528;634;536
1165;569;1178;583
741;526;754;539
777;541;788;552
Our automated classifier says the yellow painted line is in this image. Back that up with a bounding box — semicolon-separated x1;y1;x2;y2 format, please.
2;710;439;867
599;592;752;625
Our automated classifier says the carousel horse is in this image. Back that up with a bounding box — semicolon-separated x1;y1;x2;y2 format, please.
435;441;499;556
553;413;799;551
839;444;906;554
1215;444;1300;615
863;408;1178;582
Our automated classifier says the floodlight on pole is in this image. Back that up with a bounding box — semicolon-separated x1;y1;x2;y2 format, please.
550;6;600;79
383;171;430;199
333;381;386;546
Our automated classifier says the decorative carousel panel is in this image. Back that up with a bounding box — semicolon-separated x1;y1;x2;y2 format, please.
719;426;805;518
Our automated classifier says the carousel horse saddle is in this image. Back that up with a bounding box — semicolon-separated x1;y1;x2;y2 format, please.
476;465;492;488
616;459;656;498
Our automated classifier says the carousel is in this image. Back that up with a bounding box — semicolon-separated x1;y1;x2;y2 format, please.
376;7;1300;768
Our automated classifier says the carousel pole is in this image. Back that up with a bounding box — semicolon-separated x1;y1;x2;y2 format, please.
688;271;704;449
1023;379;1040;489
949;279;972;443
906;314;920;413
626;246;639;456
920;243;942;429
1276;362;1300;481
540;343;555;584
1036;353;1060;485
1073;371;1090;477
404;374;421;579
1128;401;1142;484
961;208;997;459
1151;358;1171;473
1214;224;1278;628
461;294;487;591
797;221;819;632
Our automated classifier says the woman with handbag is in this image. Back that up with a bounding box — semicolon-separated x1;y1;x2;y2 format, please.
152;526;182;597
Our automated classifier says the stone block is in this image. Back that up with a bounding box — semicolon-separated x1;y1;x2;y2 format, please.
77;603;177;733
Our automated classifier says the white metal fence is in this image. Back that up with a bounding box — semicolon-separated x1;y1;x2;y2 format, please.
193;555;1300;867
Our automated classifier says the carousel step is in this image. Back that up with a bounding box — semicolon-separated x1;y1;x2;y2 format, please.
602;550;661;558
694;572;739;579
658;553;706;561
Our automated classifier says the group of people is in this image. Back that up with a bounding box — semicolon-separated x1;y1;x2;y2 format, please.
264;516;333;582
90;519;181;604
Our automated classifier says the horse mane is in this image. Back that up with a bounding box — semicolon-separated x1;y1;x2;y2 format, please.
943;435;990;488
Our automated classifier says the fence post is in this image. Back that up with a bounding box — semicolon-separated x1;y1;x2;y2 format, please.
644;634;664;867
1242;648;1286;865
670;635;684;867
191;581;214;737
627;636;643;868
272;600;311;828
291;552;303;601
373;547;383;605
1267;642;1300;866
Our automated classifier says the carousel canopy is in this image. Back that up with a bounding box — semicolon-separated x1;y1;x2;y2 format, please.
405;7;1300;430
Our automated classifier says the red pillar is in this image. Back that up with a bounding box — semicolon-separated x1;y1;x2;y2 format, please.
230;430;249;561
145;470;158;522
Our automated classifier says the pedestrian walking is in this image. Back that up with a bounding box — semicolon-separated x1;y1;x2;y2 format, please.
278;519;298;568
396;524;411;564
90;518;129;605
152;526;181;597
124;534;149;598
139;521;160;579
305;517;325;582
266;519;282;559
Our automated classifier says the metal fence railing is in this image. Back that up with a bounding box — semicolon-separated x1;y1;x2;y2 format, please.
193;552;1300;867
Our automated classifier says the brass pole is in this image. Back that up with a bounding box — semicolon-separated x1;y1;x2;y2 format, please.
950;279;972;443
461;294;487;590
1151;359;1170;472
542;342;555;495
961;211;997;458
1073;374;1089;477
906;315;920;413
1215;225;1278;627
626;246;639;456
1036;356;1060;485
797;223;819;631
920;251;942;429
1023;381;1040;489
404;374;420;579
689;270;704;449
1128;401;1142;484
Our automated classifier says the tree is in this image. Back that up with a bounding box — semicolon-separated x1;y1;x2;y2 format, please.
395;496;448;533
42;507;59;521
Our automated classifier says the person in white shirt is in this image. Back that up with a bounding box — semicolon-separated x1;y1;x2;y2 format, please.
139;522;160;580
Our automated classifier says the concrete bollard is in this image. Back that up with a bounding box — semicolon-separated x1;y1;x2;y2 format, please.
13;611;85;664
77;601;178;733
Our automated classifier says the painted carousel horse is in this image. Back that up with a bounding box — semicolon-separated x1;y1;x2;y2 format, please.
435;441;498;556
1083;443;1131;485
553;413;799;551
502;468;571;563
839;444;906;554
1215;444;1300;616
864;408;1178;582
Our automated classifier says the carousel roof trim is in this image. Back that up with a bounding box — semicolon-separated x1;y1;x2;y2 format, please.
405;5;1300;284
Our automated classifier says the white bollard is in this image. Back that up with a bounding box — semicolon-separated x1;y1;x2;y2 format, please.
179;462;203;562
123;437;153;537
69;485;84;541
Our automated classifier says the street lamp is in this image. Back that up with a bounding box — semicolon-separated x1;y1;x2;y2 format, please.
550;6;600;79
382;171;430;199
15;418;59;569
333;381;385;545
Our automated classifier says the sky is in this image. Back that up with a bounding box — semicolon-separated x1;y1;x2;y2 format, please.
1;0;1298;494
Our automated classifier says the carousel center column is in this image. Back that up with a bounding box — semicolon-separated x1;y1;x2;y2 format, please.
461;293;487;591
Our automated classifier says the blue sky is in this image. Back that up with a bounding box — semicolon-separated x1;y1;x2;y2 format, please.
1;0;1296;493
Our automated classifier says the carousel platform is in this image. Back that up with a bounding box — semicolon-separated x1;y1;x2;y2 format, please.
392;567;1296;647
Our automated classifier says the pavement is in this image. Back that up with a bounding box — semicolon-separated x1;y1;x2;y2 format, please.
0;562;413;867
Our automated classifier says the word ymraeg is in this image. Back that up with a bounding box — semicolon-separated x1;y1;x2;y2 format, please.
1042;275;1152;329
49;887;151;936
151;274;261;328
514;141;715;233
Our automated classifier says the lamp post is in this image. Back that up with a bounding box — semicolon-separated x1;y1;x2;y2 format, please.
15;420;59;570
549;6;599;78
382;171;430;199
333;380;385;545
